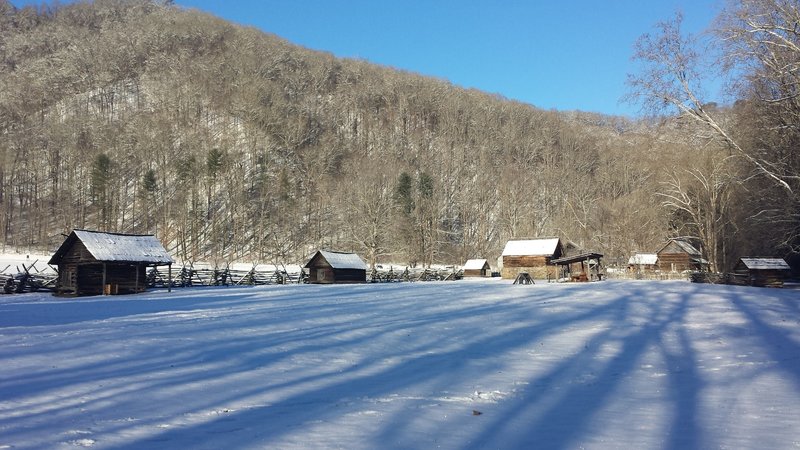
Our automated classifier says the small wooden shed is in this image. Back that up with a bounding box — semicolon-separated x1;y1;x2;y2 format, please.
304;250;367;284
731;258;791;287
500;238;563;280
462;259;491;277
48;229;173;297
656;239;707;272
628;253;658;273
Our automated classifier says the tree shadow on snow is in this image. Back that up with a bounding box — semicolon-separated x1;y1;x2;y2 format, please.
3;281;799;449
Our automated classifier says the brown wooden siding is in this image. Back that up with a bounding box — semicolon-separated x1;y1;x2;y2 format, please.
731;263;786;287
503;255;550;267
657;253;693;272
309;267;335;283
463;269;487;277
57;262;147;296
306;255;367;284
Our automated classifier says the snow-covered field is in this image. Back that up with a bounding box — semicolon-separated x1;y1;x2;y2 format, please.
0;253;54;276
1;279;799;449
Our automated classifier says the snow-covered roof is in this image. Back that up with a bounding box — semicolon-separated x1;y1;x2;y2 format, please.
463;259;489;270
49;230;173;265
739;258;790;271
628;253;658;265
501;238;560;257
307;250;367;270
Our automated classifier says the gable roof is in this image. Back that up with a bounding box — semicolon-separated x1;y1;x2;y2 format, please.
501;238;561;257
738;258;791;271
657;238;701;256
49;229;173;265
305;250;367;270
628;253;658;265
463;259;489;270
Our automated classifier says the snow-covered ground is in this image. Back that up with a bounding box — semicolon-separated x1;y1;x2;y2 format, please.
1;279;799;449
0;253;55;276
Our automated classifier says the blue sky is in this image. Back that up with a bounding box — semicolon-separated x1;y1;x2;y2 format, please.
11;0;724;116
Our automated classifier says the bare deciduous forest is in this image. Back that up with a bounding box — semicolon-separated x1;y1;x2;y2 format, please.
1;0;798;270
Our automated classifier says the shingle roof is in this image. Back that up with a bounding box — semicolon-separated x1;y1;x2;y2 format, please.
306;250;367;270
501;238;561;257
463;259;489;270
49;230;174;265
739;258;790;270
658;239;701;256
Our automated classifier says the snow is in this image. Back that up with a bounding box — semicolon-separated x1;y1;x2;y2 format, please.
462;259;488;270
0;253;55;276
739;258;791;271
501;238;560;256
1;280;799;449
628;253;658;265
308;250;368;270
52;230;173;264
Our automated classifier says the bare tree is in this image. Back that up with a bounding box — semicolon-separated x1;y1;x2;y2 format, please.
340;161;395;268
627;12;794;193
656;151;739;271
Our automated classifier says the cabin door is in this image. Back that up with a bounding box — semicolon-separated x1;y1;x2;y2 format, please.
62;266;76;288
317;269;327;282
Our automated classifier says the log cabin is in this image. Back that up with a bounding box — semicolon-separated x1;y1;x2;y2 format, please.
656;239;707;273
49;229;173;296
730;257;791;287
304;250;367;284
500;238;563;280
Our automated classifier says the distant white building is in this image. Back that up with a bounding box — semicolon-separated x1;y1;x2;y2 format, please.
462;259;490;277
628;253;658;272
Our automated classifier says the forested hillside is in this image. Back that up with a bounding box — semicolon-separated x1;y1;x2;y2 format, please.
1;0;796;270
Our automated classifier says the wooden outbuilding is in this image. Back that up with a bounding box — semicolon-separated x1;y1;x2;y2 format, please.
730;258;791;288
656;239;708;272
304;250;367;284
500;238;563;280
628;253;658;273
48;229;173;297
552;252;604;282
462;259;491;277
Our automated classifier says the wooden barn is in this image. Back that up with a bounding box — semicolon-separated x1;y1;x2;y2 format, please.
48;229;173;297
656;239;708;272
462;259;491;277
628;253;658;273
304;250;367;284
730;257;791;288
500;238;563;280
